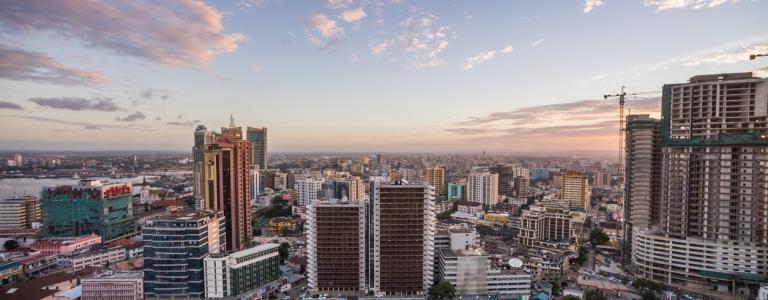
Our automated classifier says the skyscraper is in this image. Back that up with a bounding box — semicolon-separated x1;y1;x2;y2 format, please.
143;211;226;299
632;73;768;297
559;173;590;212
367;181;435;296
513;175;529;198
193;125;216;210
247;127;268;170
426;166;447;198
203;123;253;251
623;114;662;263
466;171;499;207
296;177;323;207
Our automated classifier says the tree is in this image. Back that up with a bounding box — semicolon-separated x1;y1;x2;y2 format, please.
437;211;453;221
561;296;580;300
584;290;606;300
632;278;657;291
584;217;593;229
551;279;562;296
429;281;456;300
589;228;610;245
576;246;588;266
278;242;290;264
3;239;19;251
641;290;659;300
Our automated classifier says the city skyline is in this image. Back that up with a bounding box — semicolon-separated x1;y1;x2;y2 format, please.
1;0;767;153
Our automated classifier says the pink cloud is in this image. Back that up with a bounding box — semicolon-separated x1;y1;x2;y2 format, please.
0;44;108;85
0;0;245;66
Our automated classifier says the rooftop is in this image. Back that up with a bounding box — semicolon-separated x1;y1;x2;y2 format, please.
86;270;142;280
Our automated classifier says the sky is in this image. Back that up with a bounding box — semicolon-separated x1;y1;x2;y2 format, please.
0;0;767;155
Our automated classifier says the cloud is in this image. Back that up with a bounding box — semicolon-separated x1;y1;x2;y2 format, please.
307;14;344;49
327;0;353;8
28;97;121;112
463;51;497;70
167;120;201;127
115;111;146;122
140;88;172;100
644;0;739;11
340;7;367;22
0;101;23;110
369;12;453;69
755;67;768;78
584;0;607;13
531;38;545;47
5;115;151;131
0;0;245;66
0;44;108;86
682;42;768;65
462;45;515;70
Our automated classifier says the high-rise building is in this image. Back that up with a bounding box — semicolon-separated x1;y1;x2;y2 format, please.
193;125;216;210
491;165;515;198
518;206;583;247
466;171;499;207
593;172;611;188
296;177;323;207
204;243;280;298
367;182;435;296
40;180;135;242
13;153;22;167
559;173;590;212
143;211;226;299
631;73;768;297
203;132;253;251
247;127;268;170
447;182;464;201
623;114;662;263
530;168;550;181
0;196;41;230
307;199;365;292
426;166;447;197
513;175;529;198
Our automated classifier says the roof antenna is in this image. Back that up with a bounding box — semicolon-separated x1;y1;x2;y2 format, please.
229;114;235;128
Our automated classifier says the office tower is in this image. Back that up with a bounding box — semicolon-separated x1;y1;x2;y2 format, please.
632;73;768;297
143;211;226;299
204;243;280;298
193;125;216;209
559;173;590;212
491;165;515;198
247;127;268;170
307;199;366;292
296;177;323;207
466;171;499;207
623;115;662;264
368;181;435;296
81;271;144;300
513;175;529;198
40;180;135;242
203;133;253;251
447;182;464;201
426;166;447;197
251;168;260;198
0;196;41;230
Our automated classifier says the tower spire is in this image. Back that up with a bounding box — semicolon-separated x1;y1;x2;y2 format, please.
229;114;235;128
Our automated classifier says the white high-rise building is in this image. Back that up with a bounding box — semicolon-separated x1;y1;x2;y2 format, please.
295;177;323;207
466;171;499;207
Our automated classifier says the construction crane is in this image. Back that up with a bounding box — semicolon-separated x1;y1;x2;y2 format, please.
603;87;660;181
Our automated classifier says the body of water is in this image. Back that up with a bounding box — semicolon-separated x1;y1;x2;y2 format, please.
0;177;144;199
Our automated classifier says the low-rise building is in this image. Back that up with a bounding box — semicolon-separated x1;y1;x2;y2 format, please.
17;253;57;278
58;246;126;271
0;261;23;285
81;270;143;300
438;247;531;299
30;234;102;255
204;243;281;298
484;212;510;225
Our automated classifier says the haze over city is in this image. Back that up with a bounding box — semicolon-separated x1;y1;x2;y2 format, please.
0;0;766;154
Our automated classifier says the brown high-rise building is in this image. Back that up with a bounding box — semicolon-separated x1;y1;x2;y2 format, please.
0;196;41;230
491;164;515;198
307;199;365;292
425;166;446;197
368;181;435;296
203;128;253;251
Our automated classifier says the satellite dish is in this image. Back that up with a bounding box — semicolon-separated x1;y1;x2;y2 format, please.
508;258;523;268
